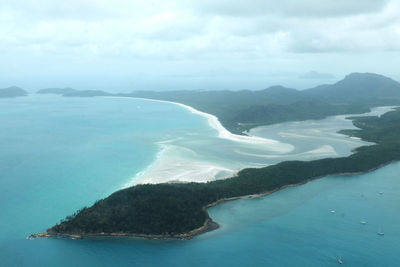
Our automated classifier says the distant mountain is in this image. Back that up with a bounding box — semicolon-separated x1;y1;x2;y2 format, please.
37;87;79;95
305;73;400;105
37;88;110;97
0;86;27;98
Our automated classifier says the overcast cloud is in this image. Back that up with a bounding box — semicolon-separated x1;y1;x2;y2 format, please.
0;0;399;91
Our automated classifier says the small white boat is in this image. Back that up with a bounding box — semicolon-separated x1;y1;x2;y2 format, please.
338;259;343;264
330;210;336;213
377;227;384;236
360;221;367;225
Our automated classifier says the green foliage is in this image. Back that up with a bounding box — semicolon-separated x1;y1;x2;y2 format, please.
50;109;400;236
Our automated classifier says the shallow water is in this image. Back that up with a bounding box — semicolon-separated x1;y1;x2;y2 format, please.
128;100;388;184
0;95;398;266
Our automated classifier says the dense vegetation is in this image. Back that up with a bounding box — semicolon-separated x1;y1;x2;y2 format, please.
49;108;400;237
0;86;27;98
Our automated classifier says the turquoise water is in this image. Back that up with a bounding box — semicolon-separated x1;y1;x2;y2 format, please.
1;95;399;266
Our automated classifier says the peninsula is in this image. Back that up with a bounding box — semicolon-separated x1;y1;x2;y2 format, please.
33;107;400;239
30;73;400;239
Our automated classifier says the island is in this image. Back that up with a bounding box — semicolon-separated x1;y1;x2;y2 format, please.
0;86;27;98
37;87;110;97
32;106;400;239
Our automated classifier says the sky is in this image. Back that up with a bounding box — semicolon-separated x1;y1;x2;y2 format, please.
1;0;400;92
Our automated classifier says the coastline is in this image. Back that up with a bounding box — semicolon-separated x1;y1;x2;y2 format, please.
109;95;293;186
114;96;290;148
111;98;395;187
31;158;397;241
30;158;395;241
29;101;400;240
30;218;219;240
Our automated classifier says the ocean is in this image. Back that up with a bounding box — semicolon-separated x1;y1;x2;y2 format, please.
0;94;398;266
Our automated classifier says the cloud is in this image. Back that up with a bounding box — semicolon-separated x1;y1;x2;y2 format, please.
188;0;389;18
287;1;400;53
1;0;399;59
1;0;400;90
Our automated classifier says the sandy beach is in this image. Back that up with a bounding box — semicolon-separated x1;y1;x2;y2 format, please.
110;97;398;187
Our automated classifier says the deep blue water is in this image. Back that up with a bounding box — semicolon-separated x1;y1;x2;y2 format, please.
1;95;399;266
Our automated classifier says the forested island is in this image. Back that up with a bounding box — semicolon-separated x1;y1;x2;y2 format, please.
0;86;27;98
33;107;400;239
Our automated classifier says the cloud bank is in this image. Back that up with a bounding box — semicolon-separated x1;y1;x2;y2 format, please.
0;0;399;90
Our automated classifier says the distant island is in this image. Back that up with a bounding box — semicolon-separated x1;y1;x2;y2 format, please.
37;87;110;97
0;86;27;98
30;72;400;239
37;73;400;134
32;107;400;239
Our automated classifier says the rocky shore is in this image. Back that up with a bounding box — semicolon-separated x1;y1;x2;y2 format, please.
30;218;219;240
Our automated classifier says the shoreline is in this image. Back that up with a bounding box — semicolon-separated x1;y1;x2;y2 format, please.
111;97;396;187
31;159;396;241
30;218;219;240
113;96;291;149
29;101;400;240
110;95;292;186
